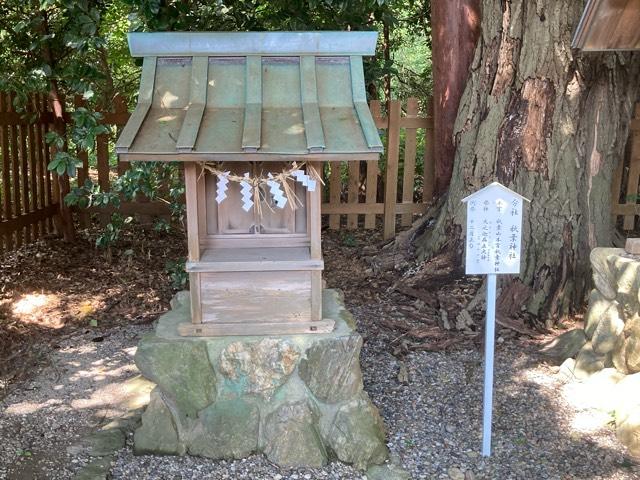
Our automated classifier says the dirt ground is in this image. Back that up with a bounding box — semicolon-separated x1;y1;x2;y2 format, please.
0;226;186;399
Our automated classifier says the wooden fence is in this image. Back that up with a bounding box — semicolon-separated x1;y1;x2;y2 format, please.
4;92;640;251
0;95;434;250
323;98;434;238
0;93;59;251
612;103;640;229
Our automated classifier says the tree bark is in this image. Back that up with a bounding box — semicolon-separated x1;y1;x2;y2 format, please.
39;9;75;241
431;0;481;196
414;0;640;326
48;88;75;242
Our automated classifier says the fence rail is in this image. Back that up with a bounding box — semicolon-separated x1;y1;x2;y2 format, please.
612;103;640;229
0;93;58;251
0;94;435;250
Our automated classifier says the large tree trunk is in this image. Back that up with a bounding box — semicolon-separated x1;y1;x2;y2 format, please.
415;0;640;327
432;0;481;196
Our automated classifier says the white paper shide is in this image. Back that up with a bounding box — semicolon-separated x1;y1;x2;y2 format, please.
240;172;254;212
462;182;529;275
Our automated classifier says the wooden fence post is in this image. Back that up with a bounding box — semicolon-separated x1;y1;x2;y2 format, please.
96;133;111;226
365;100;383;229
346;160;360;229
19;101;32;243
31;96;46;237
0;94;12;250
383;100;401;240
423;97;435;203
328;162;342;229
7;93;23;247
401;98;419;226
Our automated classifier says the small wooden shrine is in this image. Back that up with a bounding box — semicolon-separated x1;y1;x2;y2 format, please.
116;32;382;336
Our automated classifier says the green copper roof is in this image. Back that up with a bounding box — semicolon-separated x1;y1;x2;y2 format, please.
116;32;383;161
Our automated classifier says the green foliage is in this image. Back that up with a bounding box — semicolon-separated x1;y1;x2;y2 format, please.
66;162;185;213
341;232;358;247
166;258;188;290
0;1;109;100
65;179;120;209
69;108;110;150
65;161;185;250
48;151;83;177
124;0;431;102
95;213;132;249
154;218;172;233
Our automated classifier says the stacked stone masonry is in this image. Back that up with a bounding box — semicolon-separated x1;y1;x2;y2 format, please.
582;248;640;376
133;289;389;470
545;247;640;458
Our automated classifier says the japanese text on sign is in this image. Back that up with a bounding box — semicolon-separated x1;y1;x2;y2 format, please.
463;183;526;275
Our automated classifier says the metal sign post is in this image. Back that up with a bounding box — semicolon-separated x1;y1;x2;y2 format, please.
461;182;529;457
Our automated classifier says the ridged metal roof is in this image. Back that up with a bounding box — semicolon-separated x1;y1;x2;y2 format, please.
115;32;383;161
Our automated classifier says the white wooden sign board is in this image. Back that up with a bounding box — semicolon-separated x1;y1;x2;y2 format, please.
462;182;527;275
461;181;529;457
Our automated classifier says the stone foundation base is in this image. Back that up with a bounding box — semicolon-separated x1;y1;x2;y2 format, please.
133;289;388;470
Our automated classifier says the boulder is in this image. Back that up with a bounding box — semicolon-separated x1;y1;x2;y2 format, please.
627;315;640;337
626;336;640;373
134;388;185;455
540;329;586;364
366;464;411;480
614;373;640;413
614;373;640;457
584;289;613;339
320;394;388;470
574;342;607;379
188;399;260;459
590;248;624;300
575;368;626;411
591;302;624;355
617;409;640;458
74;456;113;480
299;335;364;402
612;335;628;374
262;401;327;467
611;256;640;320
169;290;191;311
85;429;125;457
557;358;577;382
218;339;300;400
135;337;217;419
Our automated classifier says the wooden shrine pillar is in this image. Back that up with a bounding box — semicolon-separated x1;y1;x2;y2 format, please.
432;0;481;196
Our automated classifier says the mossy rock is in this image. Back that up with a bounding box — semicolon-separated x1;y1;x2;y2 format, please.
135;336;217;419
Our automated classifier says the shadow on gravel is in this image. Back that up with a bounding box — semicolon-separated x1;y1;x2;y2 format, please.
0;329;150;480
360;336;638;480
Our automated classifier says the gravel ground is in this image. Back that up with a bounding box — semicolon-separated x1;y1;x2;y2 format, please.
2;318;639;479
1;231;639;479
0;324;151;480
